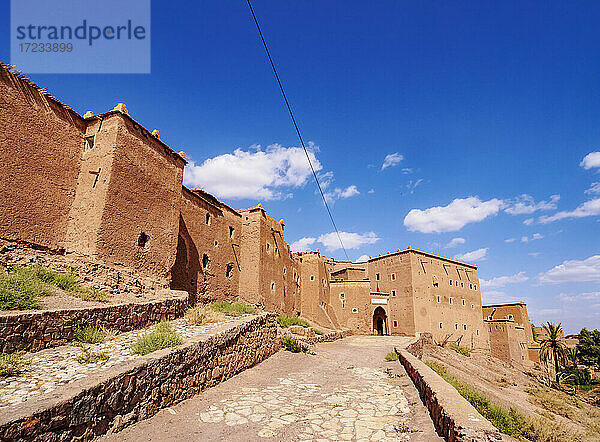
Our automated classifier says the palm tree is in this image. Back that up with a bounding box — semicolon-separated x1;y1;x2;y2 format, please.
539;322;568;384
566;347;578;368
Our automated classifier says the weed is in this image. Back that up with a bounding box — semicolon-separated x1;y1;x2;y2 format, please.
0;268;51;310
131;321;182;356
210;301;257;316
76;347;109;364
280;336;306;353
73;288;109;303
0;352;31;379
385;351;399;362
449;343;472;357
185;304;225;325
313;329;324;336
426;361;583;441
74;325;106;344
277;314;310;328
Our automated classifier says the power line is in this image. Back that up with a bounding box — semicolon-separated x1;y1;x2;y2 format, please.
246;0;350;261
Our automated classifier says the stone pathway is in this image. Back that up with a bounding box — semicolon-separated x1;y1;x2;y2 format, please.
0;316;248;408
102;336;442;441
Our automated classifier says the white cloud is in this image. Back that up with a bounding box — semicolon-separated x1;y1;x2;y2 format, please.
538;255;600;284
381;153;404;170
290;237;316;252
455;248;488;262
523;218;534;225
183;143;321;200
481;271;528;289
580;151;600;170
401;168;413;174
405;179;424;194
521;233;544;243
446;237;466;248
504;238;517;243
325;185;360;202
585;182;600;195
355;255;370;263
482;290;524;304
539;197;600;223
403;197;504;233
529;252;541;257
317;231;380;251
368;189;375;194
504;194;560;215
557;291;600;302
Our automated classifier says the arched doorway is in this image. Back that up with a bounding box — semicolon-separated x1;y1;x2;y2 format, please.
373;307;388;336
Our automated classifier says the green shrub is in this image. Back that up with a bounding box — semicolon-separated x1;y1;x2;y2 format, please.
210;301;257;316
131;321;182;356
185;304;225;325
76;347;109;364
385;351;399;362
425;361;581;440
0;352;31;379
277;314;310;328
0;266;108;310
0;268;51;310
280;336;306;353
449;343;472;357
314;329;324;336
74;325;106;344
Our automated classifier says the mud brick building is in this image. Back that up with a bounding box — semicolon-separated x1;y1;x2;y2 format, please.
0;62;492;352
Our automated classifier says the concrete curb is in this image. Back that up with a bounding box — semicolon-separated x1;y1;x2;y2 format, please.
395;346;512;441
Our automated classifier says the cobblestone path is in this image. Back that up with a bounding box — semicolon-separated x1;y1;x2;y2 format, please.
103;336;442;441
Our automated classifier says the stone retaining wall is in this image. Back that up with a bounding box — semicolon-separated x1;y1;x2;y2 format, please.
279;327;352;346
0;291;191;353
0;313;279;441
395;347;510;442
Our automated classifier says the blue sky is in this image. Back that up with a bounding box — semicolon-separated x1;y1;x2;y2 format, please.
3;1;600;333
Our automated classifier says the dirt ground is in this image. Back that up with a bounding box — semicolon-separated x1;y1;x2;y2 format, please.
101;336;443;441
420;343;600;440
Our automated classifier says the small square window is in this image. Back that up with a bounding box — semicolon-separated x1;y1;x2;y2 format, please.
376;273;380;281
352;308;358;313
391;290;396;297
455;323;458;330
463;324;467;330
391;273;396;281
393;320;398;327
462;299;466;306
229;226;235;239
437;295;440;303
449;280;453;286
460;282;464;288
310;275;315;281
449;297;453;305
476;329;479;336
84;135;95;150
474;285;477;290
205;213;211;225
439;322;443;329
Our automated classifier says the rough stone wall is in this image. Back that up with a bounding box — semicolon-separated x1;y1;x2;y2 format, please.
170;187;241;299
396;346;508;441
0;314;279;441
93;113;184;281
0;290;189;353
0;64;85;250
238;207;300;314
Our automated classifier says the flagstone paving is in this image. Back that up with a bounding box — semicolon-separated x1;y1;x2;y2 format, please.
102;336;442;441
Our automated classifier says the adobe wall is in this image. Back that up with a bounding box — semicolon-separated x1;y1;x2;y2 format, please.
170;187;241;299
296;251;339;329
92;113;185;281
486;320;531;369
366;253;417;337
406;251;489;350
329;280;373;333
483;303;534;344
0;63;85;250
238;207;300;314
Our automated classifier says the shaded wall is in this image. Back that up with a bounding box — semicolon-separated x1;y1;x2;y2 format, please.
0;64;85;250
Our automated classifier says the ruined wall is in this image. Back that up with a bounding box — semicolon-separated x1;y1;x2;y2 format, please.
238;207;299;314
170;187;241;299
93;113;185;281
0;64;85;250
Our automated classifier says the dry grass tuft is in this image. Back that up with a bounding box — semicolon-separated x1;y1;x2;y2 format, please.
185;305;225;325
